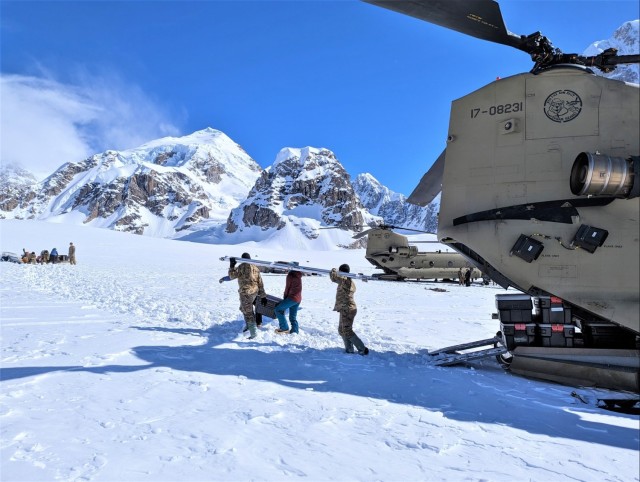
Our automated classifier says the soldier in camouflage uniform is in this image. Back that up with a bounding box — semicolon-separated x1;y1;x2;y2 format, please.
229;253;267;339
330;264;369;355
68;242;76;265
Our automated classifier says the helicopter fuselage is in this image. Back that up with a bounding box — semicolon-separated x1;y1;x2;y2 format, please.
438;66;639;335
364;228;482;281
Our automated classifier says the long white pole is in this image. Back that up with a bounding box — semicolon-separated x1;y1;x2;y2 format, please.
219;256;373;281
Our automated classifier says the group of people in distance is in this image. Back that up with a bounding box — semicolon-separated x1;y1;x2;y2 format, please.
458;266;473;286
227;253;369;356
21;242;77;265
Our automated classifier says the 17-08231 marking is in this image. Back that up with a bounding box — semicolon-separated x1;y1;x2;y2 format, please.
471;102;524;118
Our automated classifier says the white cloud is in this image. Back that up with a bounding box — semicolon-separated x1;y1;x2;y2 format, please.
0;72;182;181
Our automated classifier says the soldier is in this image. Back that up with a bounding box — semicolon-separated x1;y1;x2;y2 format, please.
330;264;369;355
228;253;267;339
68;242;76;265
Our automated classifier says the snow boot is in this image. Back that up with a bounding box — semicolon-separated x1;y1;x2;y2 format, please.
342;336;355;354
348;334;367;355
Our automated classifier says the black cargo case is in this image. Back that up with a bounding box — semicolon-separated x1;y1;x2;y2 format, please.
254;294;283;319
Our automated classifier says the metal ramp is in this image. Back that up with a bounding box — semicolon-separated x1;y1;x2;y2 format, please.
429;336;508;366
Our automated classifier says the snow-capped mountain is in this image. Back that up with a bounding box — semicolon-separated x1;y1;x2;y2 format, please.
0;164;39;214
1;131;441;248
224;147;381;249
352;173;438;233
0;129;262;236
584;20;639;83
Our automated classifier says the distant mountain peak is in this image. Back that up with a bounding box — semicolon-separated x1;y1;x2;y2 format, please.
272;146;336;169
0;163;38;187
352;172;438;233
0;129;262;235
225;147;375;249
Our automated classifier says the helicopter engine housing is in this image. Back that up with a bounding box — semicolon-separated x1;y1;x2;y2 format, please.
570;152;638;198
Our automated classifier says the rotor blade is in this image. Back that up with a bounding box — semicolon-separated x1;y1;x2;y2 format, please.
389;226;435;234
608;54;640;65
352;228;376;240
407;148;445;206
319;225;365;231
362;0;527;52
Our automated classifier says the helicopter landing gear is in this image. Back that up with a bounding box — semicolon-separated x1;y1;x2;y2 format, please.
494;330;512;367
497;351;513;367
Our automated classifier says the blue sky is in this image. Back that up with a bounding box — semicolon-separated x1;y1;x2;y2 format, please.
1;0;638;195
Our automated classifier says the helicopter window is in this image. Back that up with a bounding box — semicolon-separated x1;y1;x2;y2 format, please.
409;261;415;267
448;261;453;267
382;258;387;263
429;261;435;267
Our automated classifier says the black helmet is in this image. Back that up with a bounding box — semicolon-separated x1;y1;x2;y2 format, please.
339;263;350;273
241;252;251;259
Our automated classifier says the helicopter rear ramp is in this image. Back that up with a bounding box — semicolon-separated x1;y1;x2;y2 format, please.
429;336;508;366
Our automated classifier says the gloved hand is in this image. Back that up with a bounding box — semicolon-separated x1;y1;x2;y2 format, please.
229;257;236;268
261;297;268;306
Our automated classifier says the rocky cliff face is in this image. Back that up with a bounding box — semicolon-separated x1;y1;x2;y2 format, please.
225;147;379;247
0;129;262;236
352;173;438;233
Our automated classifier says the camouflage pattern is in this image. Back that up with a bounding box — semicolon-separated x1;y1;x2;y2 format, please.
229;262;267;337
337;308;358;339
330;268;356;312
343;330;366;354
239;293;259;325
229;263;266;297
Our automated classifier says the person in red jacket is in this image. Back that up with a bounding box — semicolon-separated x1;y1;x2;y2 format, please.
274;270;302;334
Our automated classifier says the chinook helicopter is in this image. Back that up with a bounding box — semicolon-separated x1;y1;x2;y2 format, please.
363;1;639;392
353;224;484;282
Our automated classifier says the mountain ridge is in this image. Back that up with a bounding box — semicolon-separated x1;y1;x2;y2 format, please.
0;131;438;248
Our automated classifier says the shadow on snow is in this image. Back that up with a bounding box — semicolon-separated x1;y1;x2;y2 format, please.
1;321;638;451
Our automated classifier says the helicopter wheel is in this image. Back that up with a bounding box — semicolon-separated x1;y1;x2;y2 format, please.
497;352;513;367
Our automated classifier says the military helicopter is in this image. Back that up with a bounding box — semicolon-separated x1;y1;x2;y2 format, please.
353;224;484;282
363;1;639;392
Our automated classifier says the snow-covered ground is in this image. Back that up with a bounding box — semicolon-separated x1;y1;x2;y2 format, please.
1;220;638;482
